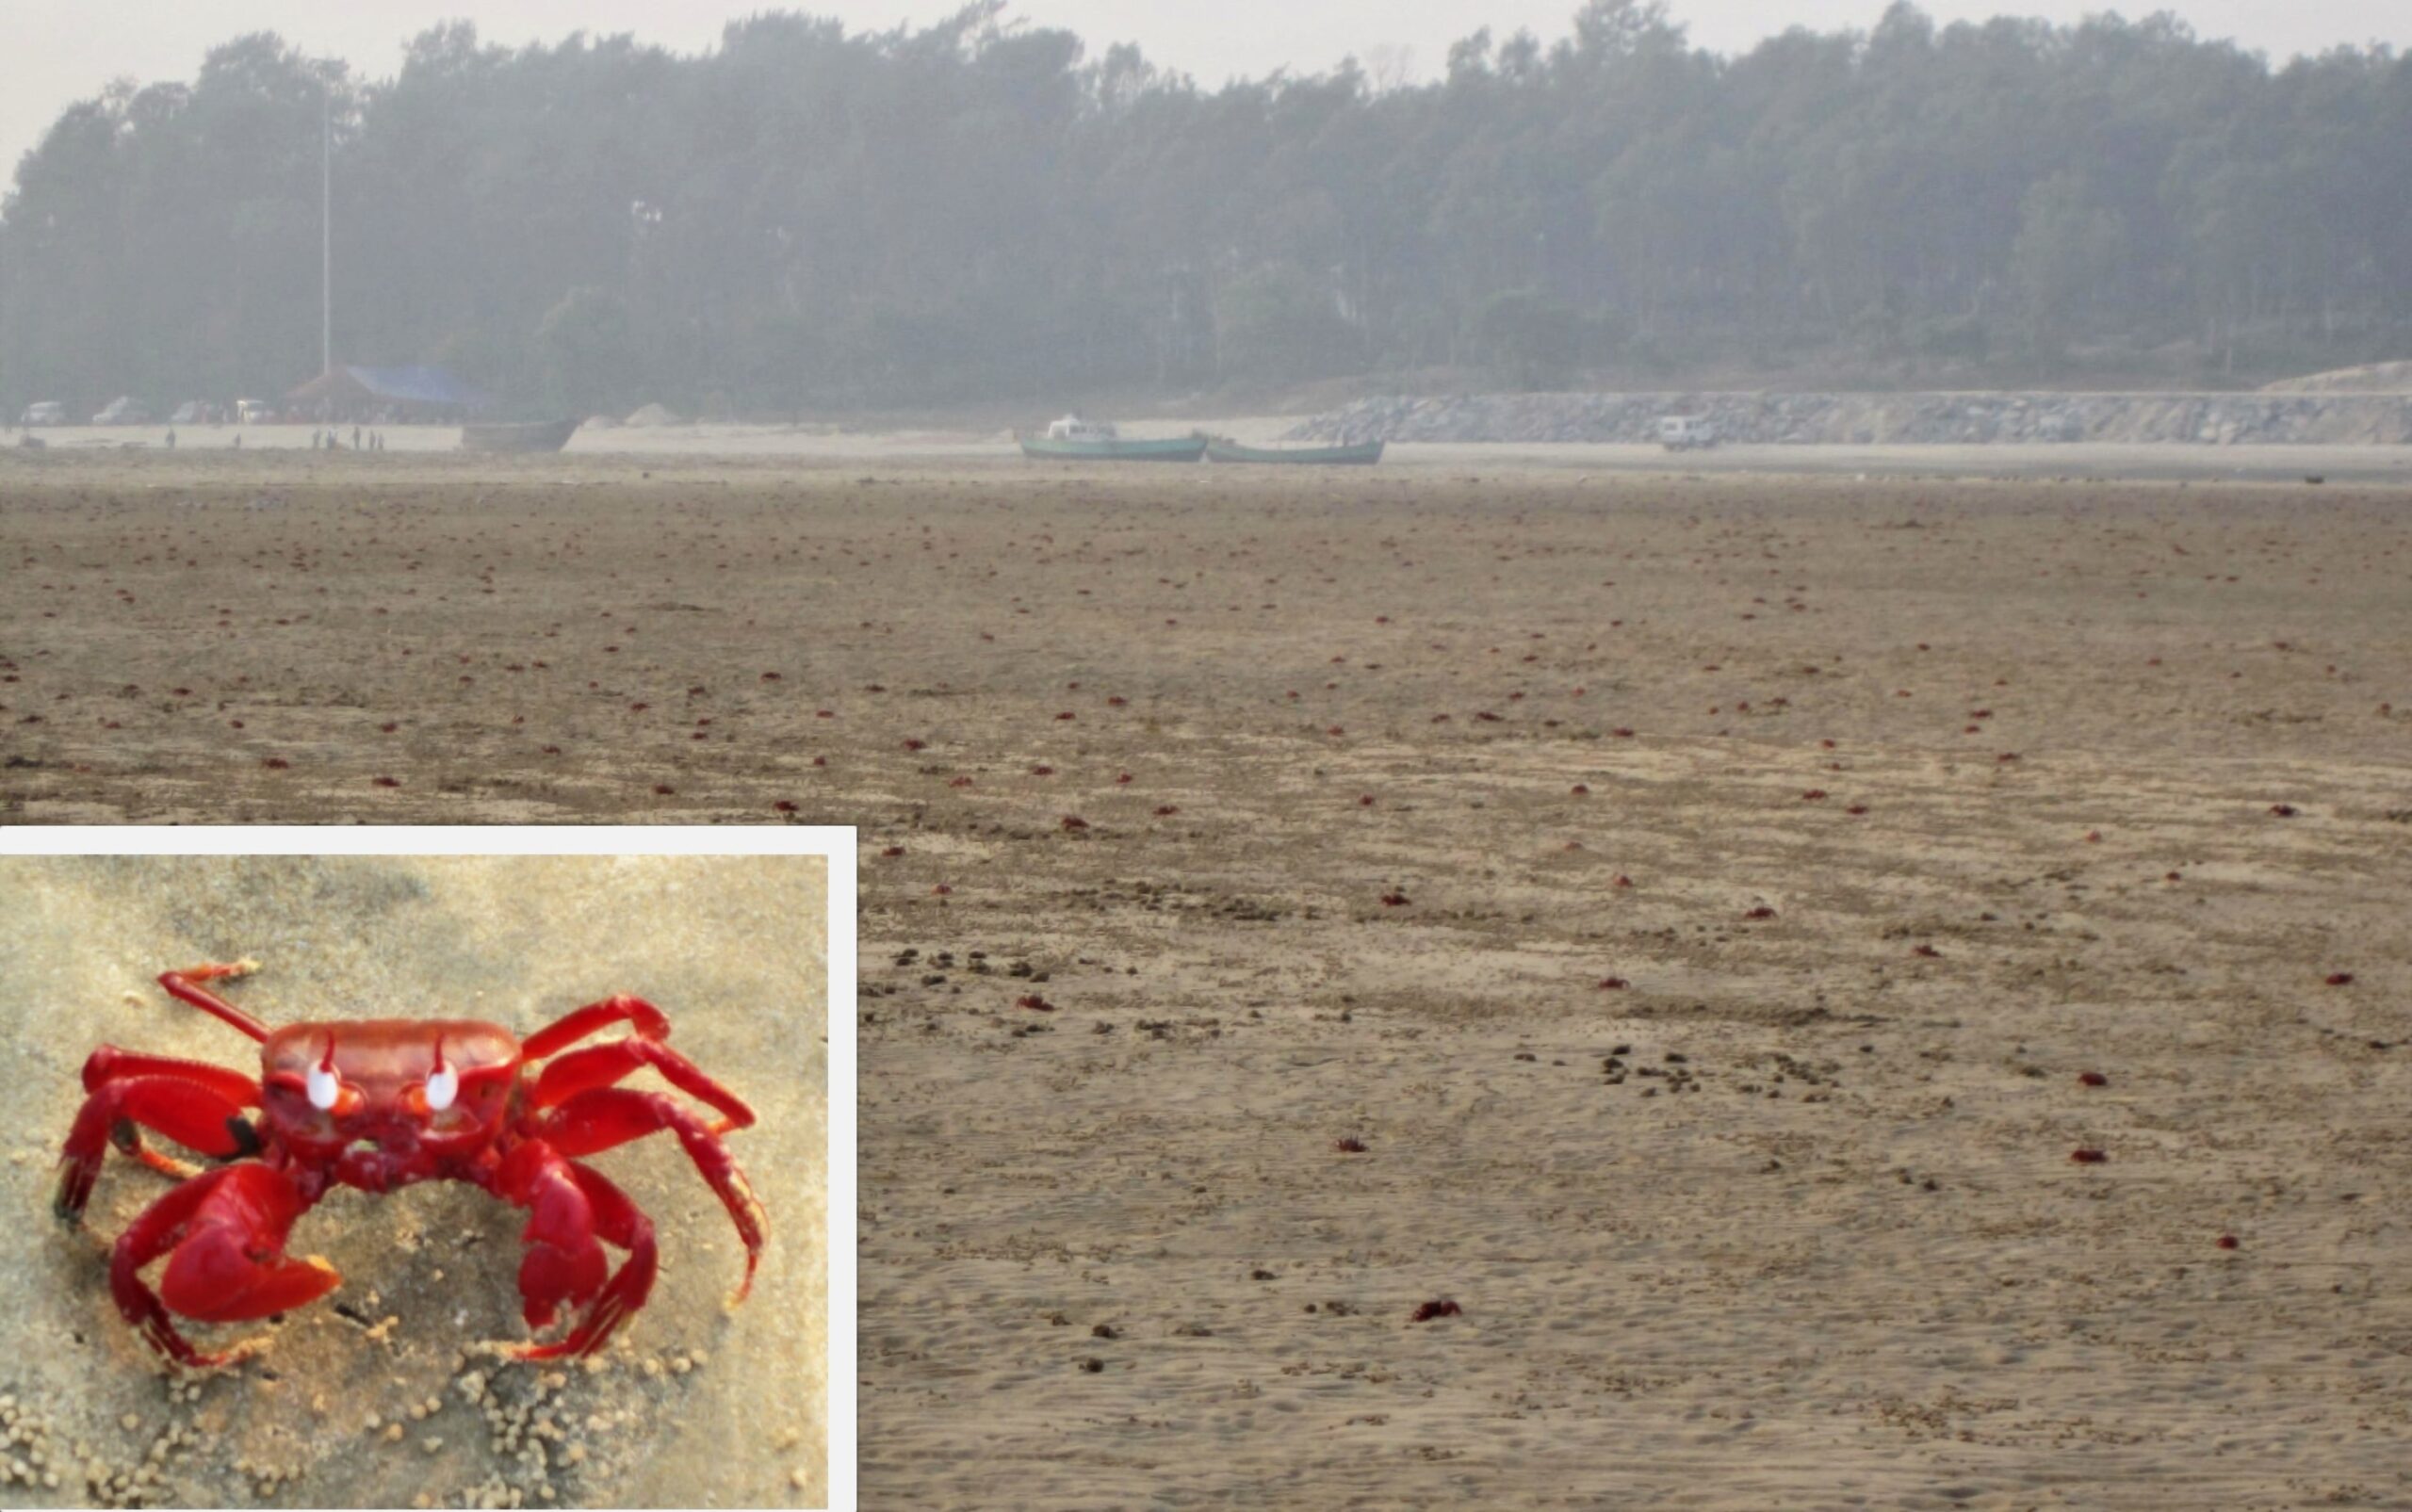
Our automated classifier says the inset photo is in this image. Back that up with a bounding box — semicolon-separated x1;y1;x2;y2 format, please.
0;829;846;1509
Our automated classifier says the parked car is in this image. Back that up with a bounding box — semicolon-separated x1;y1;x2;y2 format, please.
1656;415;1719;451
169;400;218;425
235;398;273;424
18;400;68;427
92;397;151;426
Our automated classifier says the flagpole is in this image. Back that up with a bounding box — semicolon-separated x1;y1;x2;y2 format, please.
321;71;332;377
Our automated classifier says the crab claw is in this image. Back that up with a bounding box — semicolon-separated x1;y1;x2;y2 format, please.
496;1150;658;1360
111;1163;339;1370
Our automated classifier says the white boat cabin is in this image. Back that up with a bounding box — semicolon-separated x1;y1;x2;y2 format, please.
1046;415;1118;442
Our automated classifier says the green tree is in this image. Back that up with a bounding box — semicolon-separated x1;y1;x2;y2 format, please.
2010;172;2131;357
536;287;637;415
1475;288;1579;389
6;5;2409;413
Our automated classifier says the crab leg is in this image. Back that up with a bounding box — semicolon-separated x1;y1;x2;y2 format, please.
523;993;756;1136
538;1087;766;1302
111;1163;339;1369
155;960;272;1043
530;1040;757;1136
56;1058;262;1222
520;994;673;1059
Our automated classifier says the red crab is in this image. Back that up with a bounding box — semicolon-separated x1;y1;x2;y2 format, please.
55;960;765;1371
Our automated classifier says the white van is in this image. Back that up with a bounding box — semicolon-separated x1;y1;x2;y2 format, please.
18;401;67;427
1656;415;1718;451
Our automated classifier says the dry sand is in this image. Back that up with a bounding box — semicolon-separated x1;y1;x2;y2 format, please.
0;854;827;1508
4;449;2411;1506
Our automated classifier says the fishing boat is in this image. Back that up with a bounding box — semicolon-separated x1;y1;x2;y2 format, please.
459;417;579;453
1205;437;1384;465
1018;415;1206;463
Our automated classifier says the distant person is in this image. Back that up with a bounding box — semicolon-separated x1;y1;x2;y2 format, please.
352;424;362;449
232;432;241;449
310;430;321;450
164;429;175;449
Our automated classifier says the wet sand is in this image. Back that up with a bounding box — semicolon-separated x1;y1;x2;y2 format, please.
4;450;2411;1506
0;855;826;1508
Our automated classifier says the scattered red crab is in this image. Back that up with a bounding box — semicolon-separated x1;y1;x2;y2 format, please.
55;960;764;1370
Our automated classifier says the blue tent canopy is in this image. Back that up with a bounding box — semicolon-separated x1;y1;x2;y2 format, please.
285;365;485;414
345;366;483;406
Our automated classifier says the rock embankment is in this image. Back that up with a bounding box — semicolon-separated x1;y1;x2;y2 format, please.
1285;391;2412;446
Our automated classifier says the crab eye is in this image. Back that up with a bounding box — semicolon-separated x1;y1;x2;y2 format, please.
305;1064;339;1112
425;1065;458;1112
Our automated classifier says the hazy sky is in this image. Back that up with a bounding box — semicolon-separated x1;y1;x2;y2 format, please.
7;1;2407;180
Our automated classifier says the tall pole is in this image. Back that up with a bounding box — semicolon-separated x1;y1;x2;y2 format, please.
320;73;332;377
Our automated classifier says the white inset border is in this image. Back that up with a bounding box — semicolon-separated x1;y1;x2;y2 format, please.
0;824;856;1511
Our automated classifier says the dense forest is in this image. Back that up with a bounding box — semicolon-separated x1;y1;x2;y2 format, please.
3;1;2408;416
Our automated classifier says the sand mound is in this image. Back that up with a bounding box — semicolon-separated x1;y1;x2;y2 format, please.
624;402;687;427
2261;359;2412;392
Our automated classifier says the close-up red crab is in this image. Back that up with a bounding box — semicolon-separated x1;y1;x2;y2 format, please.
54;958;767;1371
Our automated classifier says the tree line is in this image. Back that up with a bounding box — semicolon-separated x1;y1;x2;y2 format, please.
3;1;2407;416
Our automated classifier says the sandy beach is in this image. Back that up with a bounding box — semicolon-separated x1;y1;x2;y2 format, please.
3;447;2409;1506
0;854;827;1508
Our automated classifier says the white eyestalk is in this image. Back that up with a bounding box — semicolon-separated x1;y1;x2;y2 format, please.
306;1051;340;1112
425;1061;458;1113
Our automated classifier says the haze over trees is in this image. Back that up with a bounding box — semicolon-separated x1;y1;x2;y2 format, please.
3;1;2407;415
